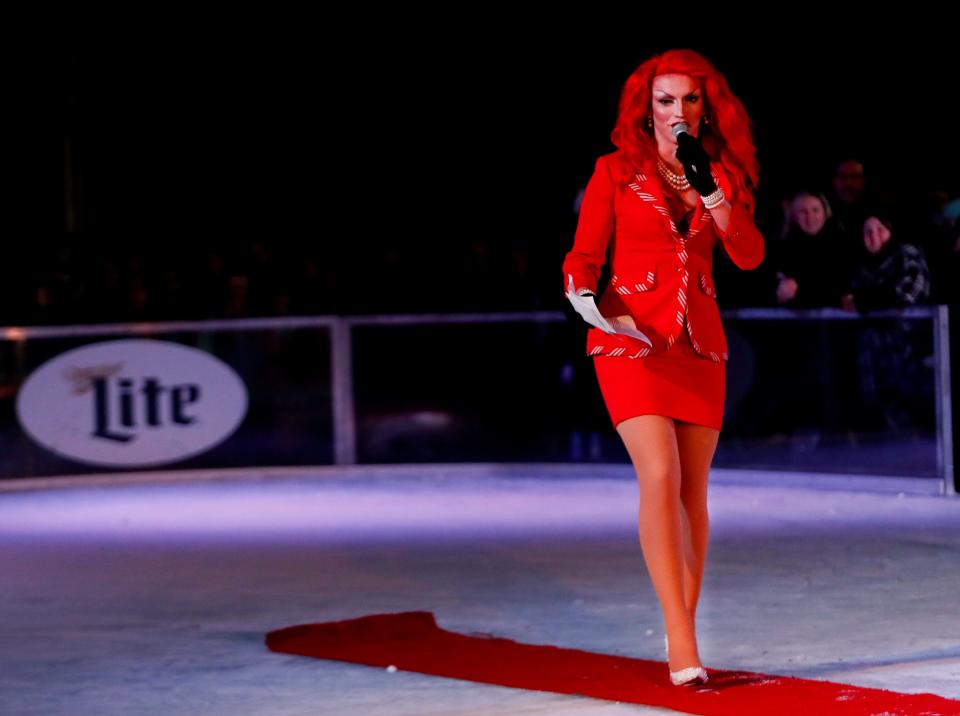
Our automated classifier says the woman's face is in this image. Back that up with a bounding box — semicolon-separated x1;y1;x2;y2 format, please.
791;195;827;236
863;216;892;254
651;74;704;148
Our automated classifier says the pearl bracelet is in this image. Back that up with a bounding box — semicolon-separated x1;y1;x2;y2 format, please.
702;187;726;209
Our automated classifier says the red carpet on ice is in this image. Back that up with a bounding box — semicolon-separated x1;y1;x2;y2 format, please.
265;611;960;715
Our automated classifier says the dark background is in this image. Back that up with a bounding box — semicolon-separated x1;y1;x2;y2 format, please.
9;16;958;316
2;16;956;485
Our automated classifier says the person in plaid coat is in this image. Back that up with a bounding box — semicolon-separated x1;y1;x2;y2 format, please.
844;215;931;312
844;213;932;430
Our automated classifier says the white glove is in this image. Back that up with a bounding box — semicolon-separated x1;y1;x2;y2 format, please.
566;274;615;333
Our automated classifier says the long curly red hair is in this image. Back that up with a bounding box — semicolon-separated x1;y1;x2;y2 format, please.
610;48;759;207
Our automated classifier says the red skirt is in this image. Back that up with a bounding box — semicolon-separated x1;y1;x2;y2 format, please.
592;321;725;430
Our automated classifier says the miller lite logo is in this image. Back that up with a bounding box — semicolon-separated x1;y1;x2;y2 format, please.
16;339;248;467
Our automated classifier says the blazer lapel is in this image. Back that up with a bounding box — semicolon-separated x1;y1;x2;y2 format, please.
626;164;712;244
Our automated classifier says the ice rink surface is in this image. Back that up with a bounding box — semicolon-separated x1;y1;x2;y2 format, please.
1;465;957;715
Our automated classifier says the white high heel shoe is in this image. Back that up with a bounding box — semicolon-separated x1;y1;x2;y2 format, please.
664;634;709;686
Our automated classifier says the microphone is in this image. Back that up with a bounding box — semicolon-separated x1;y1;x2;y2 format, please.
671;121;702;172
672;122;697;151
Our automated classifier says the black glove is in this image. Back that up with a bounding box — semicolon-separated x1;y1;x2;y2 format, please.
675;132;717;196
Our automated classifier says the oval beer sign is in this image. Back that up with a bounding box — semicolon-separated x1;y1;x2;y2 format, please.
16;339;248;467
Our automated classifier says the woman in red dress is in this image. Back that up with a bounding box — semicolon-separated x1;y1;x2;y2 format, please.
562;49;764;686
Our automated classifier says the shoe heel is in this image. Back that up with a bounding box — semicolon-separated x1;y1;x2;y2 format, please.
665;634;708;686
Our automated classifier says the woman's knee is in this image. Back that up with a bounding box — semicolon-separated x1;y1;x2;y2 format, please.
616;415;682;492
637;466;682;502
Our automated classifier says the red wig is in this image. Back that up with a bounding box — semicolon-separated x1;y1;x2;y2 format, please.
610;49;759;207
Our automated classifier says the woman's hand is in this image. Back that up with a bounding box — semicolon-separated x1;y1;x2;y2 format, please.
776;276;798;303
609;314;637;329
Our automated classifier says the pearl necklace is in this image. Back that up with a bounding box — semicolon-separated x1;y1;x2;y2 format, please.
657;158;691;192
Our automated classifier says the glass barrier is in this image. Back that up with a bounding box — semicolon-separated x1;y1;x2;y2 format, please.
350;309;951;492
0;308;952;493
715;308;948;480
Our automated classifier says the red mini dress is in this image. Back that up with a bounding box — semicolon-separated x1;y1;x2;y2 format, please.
593;315;725;430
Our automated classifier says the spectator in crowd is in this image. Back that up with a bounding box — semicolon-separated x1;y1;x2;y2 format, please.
827;159;868;236
844;212;932;431
771;190;854;308
843;213;930;312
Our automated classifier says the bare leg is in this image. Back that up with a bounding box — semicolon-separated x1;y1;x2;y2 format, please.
615;415;702;671
675;421;720;626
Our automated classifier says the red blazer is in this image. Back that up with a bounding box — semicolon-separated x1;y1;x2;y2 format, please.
562;151;764;361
